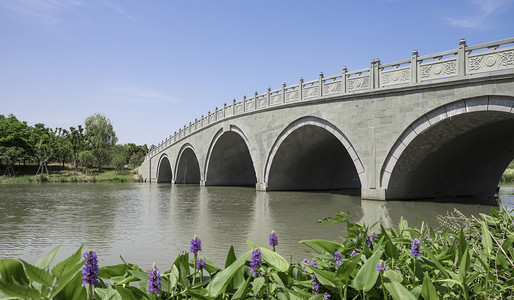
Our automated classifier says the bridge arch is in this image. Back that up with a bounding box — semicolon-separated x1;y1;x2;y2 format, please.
381;96;514;201
156;153;173;183
264;116;365;191
174;143;201;184
204;126;257;186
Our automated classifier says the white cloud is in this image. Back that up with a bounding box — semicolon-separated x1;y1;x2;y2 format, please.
0;0;131;26
109;87;180;105
445;0;512;29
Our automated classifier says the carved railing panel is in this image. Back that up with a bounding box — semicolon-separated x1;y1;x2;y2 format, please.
380;66;410;87
419;58;457;82
467;46;514;75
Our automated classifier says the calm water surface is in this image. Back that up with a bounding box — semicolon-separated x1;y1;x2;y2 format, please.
0;183;512;269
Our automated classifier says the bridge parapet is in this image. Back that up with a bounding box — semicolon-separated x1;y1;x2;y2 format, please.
146;37;514;160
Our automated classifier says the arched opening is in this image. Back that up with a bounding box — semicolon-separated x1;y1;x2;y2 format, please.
157;155;172;183
267;124;361;191
175;147;201;184
385;108;514;202
205;131;257;186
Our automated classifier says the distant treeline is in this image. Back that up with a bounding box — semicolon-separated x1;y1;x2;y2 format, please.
0;113;149;176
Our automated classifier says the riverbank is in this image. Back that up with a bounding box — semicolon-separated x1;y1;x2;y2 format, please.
0;164;141;183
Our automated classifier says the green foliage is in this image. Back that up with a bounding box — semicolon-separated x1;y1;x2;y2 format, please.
1;207;513;299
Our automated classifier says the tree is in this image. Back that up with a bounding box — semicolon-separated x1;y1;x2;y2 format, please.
54;128;71;169
84;113;117;171
79;150;95;175
30;123;55;176
0;114;31;176
68;125;86;169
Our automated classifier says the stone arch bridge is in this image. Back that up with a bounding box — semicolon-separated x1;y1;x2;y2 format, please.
140;38;514;202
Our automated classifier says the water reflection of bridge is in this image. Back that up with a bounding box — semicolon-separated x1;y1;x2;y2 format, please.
141;38;514;203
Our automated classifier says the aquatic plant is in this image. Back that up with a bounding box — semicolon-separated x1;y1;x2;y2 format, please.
0;206;512;299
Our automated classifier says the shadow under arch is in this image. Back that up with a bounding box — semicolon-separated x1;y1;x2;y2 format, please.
381;96;514;202
174;143;201;184
204;126;257;186
156;154;173;183
264;116;365;191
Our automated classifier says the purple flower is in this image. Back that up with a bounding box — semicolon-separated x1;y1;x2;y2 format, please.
269;230;278;248
350;250;358;258
311;275;321;294
302;259;309;271
410;238;421;258
366;232;378;247
196;258;206;271
450;236;456;243
333;250;342;266
190;235;202;254
310;259;318;268
376;260;387;272
323;293;331;300
250;249;262;277
147;263;161;294
81;250;99;287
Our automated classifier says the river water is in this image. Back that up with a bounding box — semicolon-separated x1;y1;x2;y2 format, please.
0;183;512;270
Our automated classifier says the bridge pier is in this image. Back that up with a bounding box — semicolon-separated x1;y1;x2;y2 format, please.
361;187;386;201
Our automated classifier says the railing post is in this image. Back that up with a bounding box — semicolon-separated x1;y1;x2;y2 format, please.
342;66;347;93
223;103;227;117
243;95;247;112
232;99;236;115
195;119;197;130
215;107;218;121
373;59;380;88
207;111;210;124
410;49;418;84
282;82;286;103
458;38;467;77
318;72;323;97
369;59;375;89
267;87;271;106
299;77;304;100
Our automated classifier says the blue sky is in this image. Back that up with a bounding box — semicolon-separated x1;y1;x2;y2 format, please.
1;0;513;146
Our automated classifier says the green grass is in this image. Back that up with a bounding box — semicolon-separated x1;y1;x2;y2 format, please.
0;164;141;184
501;163;514;182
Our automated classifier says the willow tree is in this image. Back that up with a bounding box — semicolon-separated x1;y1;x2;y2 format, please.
84;113;117;171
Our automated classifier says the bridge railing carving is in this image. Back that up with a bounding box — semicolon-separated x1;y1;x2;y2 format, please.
146;37;514;160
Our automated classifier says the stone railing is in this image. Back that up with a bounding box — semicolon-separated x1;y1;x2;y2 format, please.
146;37;514;160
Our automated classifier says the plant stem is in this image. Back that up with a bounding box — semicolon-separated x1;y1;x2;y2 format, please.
381;272;387;300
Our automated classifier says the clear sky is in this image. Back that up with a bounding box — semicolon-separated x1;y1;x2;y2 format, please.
1;0;513;146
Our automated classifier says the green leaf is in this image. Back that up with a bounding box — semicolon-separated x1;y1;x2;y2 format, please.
115;286;139;300
384;279;417;300
98;264;129;279
335;254;361;283
381;225;399;260
166;264;179;293
50;246;86;298
384;269;403;283
299;239;342;255
53;271;87;300
307;266;339;288
207;249;252;298
225;245;237;268
0;259;29;285
51;245;83;281
421;272;439;300
248;241;289;272
480;221;493;255
20;259;55;287
423;247;450;279
252;276;265;296
35;245;61;270
173;252;190;289
0;281;40;299
232;276;251;300
352;249;383;291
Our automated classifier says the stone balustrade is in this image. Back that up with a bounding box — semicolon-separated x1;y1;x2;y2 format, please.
146;37;514;160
